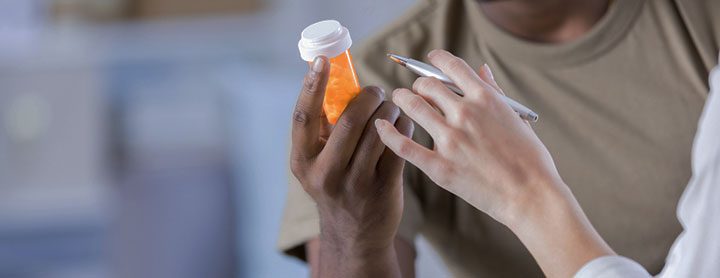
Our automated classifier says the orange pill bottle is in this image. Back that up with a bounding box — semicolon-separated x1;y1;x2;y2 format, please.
299;20;361;124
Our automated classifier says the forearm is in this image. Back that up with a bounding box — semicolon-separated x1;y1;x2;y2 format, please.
507;180;615;277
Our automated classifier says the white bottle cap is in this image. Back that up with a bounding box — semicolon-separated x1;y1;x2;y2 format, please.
298;20;352;62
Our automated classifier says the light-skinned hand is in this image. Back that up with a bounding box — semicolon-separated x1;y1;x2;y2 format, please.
375;49;561;225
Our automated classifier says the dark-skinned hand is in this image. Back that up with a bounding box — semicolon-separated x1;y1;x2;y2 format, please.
290;56;414;277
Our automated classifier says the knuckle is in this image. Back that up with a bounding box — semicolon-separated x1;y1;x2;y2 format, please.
446;57;467;73
438;128;454;143
336;117;359;132
397;140;415;157
406;94;425;114
443;130;463;150
292;109;310;125
302;71;318;92
473;89;495;106
456;105;473;120
303;84;319;98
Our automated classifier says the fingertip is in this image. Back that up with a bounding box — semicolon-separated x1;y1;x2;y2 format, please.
375;119;395;142
484;64;497;83
312;56;328;73
478;64;491;83
392;88;415;107
483;63;492;76
391;88;406;103
374;118;383;131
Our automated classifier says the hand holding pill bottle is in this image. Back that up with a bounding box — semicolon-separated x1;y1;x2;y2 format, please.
299;20;361;124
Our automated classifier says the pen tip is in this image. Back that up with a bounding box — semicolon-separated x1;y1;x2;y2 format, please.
386;53;406;66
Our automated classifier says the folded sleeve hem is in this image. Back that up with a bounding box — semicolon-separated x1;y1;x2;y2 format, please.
276;213;320;261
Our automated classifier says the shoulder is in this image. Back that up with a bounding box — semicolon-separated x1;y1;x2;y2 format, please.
672;0;720;39
673;0;720;15
353;0;453;92
641;0;719;72
670;0;720;68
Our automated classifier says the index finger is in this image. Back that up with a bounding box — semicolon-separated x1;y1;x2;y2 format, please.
291;56;330;160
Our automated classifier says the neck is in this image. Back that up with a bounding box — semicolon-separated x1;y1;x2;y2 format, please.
478;0;610;43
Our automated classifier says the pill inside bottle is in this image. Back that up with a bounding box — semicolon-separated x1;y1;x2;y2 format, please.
299;20;362;124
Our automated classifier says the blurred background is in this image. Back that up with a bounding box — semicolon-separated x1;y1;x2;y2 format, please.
0;0;448;277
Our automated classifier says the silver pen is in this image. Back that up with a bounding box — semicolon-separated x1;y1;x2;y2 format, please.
387;53;539;122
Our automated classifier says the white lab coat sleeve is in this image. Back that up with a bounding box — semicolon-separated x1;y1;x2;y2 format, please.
576;57;720;278
574;256;651;278
657;57;720;278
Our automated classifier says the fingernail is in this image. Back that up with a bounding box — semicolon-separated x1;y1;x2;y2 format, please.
483;64;495;80
374;119;384;130
312;56;325;72
392;89;404;102
428;49;440;58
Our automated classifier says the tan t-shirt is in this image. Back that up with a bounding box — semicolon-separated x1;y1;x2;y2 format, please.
278;0;720;276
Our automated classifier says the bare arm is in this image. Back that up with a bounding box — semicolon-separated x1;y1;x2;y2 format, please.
306;237;416;278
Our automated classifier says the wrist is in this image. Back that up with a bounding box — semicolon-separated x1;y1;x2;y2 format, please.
318;217;395;257
503;176;615;277
316;202;399;254
317;231;400;277
502;175;569;231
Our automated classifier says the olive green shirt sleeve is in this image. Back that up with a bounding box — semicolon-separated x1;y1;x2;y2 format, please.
276;168;319;260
